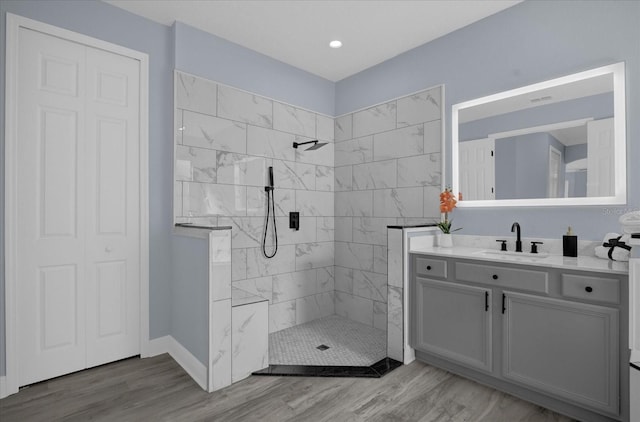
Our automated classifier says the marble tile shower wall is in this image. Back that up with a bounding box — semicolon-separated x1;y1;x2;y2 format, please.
333;86;443;330
174;72;336;333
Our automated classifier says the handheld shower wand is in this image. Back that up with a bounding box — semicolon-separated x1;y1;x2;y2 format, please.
269;166;274;190
262;166;278;258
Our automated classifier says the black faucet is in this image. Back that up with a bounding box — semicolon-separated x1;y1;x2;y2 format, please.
511;222;522;252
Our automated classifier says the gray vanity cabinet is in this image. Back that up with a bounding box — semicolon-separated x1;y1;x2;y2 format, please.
410;253;628;422
414;277;492;372
503;291;619;415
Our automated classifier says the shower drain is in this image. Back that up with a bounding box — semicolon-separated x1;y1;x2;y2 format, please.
316;344;330;351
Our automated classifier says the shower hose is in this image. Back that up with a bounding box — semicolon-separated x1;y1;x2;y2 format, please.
262;186;278;258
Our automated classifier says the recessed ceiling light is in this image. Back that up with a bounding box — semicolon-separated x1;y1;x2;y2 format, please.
329;40;342;49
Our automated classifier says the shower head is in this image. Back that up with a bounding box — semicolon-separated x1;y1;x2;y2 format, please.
292;140;328;151
304;141;328;151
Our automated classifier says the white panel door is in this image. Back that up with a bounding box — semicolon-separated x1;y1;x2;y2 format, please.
459;138;495;200
547;146;561;198
587;118;614;197
16;27;140;386
84;47;140;367
17;28;88;386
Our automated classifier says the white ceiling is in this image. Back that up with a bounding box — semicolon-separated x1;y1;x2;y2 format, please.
105;0;521;82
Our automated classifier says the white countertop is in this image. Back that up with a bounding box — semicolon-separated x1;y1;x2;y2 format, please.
410;245;629;275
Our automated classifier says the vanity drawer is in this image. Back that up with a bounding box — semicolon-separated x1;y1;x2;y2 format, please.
561;274;620;304
455;262;548;293
415;257;447;278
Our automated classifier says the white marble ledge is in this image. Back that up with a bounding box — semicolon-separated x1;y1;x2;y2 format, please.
232;287;269;307
410;245;629;275
173;223;232;239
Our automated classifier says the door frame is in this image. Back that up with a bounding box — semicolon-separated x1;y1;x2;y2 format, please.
3;13;150;397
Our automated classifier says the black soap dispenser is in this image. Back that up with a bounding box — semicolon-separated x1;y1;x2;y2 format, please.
563;226;578;257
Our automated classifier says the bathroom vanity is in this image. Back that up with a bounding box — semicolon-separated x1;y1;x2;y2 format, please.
409;246;629;422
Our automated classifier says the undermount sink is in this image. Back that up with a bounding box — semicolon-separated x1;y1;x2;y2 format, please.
473;249;550;259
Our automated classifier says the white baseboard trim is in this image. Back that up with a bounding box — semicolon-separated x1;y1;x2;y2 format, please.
167;336;208;391
146;335;171;357
0;375;8;399
144;335;207;391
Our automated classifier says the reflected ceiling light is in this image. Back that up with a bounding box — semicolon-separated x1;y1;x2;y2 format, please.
329;40;342;48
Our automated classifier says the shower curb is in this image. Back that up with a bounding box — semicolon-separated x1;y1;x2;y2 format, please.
251;357;402;378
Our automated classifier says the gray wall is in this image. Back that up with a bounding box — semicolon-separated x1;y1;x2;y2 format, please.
495;135;548;200
495;133;565;200
567;171;588;198
336;0;640;241
565;144;588;164
171;235;209;365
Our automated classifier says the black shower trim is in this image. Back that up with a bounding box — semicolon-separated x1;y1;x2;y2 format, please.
387;224;438;229
174;223;232;230
252;357;402;378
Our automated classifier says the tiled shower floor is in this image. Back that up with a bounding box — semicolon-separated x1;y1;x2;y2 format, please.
269;315;387;366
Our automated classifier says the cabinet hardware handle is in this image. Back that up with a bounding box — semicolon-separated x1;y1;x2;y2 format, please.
502;293;506;314
485;291;489;311
585;286;593;293
426;265;432;270
492;274;499;280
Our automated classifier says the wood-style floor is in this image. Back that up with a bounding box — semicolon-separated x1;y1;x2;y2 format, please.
0;353;574;422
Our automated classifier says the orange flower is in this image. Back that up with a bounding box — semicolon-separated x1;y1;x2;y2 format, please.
437;188;461;234
439;188;457;213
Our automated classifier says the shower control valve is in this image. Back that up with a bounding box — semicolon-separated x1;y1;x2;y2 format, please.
289;212;300;231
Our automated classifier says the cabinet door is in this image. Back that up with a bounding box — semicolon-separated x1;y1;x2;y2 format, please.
414;277;492;372
503;292;619;416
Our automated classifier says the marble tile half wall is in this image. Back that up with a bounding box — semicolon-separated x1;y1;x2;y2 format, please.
174;71;335;333
333;86;444;331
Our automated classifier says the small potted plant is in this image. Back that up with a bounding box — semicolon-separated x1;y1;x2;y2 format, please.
437;188;461;247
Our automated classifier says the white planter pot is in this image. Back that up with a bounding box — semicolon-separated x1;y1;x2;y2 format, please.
438;233;453;248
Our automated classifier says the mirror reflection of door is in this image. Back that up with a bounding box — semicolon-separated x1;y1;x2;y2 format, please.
548;146;562;198
459;138;495;200
587;117;614;197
